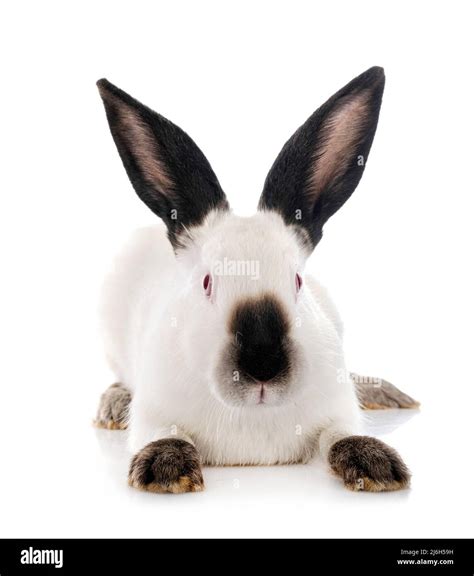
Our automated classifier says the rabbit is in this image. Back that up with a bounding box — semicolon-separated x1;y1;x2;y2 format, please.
95;66;418;494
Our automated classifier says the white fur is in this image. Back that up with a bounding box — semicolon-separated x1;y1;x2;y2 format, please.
100;210;361;465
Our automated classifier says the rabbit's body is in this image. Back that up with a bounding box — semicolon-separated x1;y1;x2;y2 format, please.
101;216;360;465
96;67;414;493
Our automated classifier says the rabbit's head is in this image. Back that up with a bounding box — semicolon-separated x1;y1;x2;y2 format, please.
98;67;385;408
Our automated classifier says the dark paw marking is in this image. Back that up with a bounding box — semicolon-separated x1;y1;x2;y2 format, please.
329;435;410;492
94;383;131;430
129;439;204;494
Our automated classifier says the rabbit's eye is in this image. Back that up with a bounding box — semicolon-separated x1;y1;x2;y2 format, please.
295;273;303;293
203;274;213;297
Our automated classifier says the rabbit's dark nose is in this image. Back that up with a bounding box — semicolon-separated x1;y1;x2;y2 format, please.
230;295;291;383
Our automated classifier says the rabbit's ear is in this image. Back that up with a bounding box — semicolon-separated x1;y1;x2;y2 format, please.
258;67;385;250
97;79;229;249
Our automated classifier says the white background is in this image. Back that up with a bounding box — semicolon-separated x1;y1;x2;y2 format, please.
1;0;473;538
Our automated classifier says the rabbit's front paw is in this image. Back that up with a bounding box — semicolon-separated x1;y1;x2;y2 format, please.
328;435;410;492
94;383;131;430
128;438;204;494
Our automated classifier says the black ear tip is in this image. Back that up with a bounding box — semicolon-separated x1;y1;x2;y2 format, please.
367;65;384;75
364;66;385;84
349;66;385;96
96;78;108;95
96;78;117;99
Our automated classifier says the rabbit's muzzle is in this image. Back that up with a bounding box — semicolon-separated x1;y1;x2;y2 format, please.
214;294;296;407
231;294;291;382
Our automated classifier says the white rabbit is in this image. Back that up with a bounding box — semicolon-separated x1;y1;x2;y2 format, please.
95;67;417;494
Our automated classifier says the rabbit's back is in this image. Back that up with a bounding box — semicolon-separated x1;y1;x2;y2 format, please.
100;225;175;389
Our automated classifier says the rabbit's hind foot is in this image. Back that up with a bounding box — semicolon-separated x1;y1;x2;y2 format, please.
94;383;131;430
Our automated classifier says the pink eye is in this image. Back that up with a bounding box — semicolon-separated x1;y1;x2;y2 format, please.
203;274;212;297
296;273;303;293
